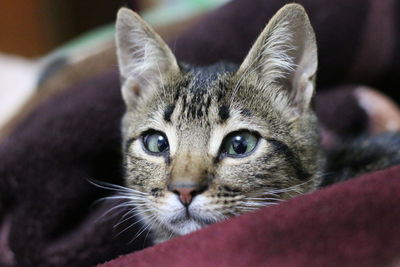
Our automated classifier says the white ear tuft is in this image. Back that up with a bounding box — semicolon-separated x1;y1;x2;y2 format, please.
238;4;318;113
116;8;179;107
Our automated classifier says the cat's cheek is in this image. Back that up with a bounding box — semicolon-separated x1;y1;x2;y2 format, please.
186;195;227;227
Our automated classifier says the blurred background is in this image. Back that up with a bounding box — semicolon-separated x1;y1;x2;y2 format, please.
0;0;125;57
0;0;229;136
0;0;229;57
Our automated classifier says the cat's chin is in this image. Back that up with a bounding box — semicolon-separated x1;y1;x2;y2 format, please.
151;216;209;244
168;219;204;236
165;209;217;236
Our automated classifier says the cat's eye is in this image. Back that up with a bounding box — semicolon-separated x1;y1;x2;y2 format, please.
221;131;259;157
142;131;169;155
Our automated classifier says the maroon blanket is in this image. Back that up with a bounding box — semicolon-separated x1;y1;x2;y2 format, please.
0;0;399;266
102;166;400;267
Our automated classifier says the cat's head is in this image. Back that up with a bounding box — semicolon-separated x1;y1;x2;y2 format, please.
116;4;321;242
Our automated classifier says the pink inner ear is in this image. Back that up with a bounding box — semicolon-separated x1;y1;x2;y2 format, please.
0;214;15;266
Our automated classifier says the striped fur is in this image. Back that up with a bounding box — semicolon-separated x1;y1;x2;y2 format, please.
116;4;322;243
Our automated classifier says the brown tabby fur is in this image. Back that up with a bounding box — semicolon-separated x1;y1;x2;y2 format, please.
115;4;323;243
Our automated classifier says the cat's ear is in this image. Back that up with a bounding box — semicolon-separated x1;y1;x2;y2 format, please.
116;8;179;108
237;4;317;114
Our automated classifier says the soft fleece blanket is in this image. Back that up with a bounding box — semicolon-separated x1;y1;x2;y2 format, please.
1;0;400;266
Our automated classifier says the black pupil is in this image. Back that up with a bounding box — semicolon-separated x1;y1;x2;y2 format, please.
156;135;168;152
232;136;247;154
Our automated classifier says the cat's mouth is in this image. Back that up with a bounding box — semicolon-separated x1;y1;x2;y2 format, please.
164;206;220;236
154;193;223;236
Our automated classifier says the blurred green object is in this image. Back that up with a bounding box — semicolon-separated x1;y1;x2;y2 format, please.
43;0;229;62
50;24;115;58
142;0;230;26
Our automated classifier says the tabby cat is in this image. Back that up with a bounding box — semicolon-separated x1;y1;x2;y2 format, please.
115;4;322;243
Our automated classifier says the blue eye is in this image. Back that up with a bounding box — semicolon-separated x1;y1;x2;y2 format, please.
221;131;258;157
143;131;169;154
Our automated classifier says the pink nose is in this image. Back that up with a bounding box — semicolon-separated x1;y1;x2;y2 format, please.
168;183;208;206
174;187;196;205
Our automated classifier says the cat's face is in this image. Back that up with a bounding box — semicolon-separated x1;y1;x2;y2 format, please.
116;4;321;242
